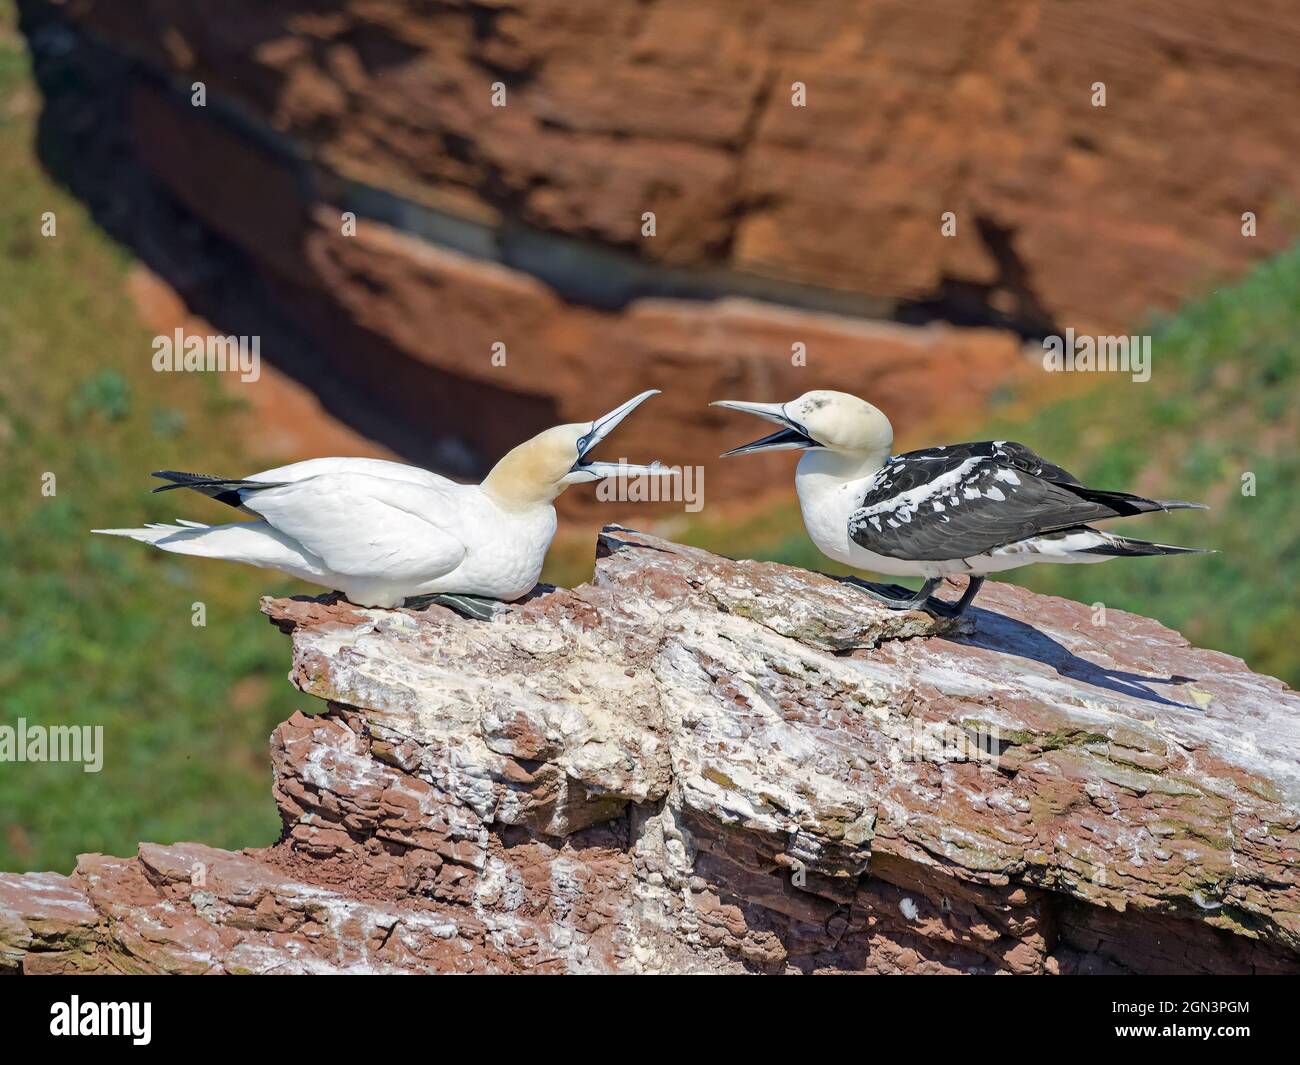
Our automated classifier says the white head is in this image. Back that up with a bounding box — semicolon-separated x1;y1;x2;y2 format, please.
711;390;894;462
482;390;671;509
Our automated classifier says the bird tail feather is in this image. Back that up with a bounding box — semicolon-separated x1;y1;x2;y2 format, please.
92;520;323;574
1079;532;1212;557
91;521;213;546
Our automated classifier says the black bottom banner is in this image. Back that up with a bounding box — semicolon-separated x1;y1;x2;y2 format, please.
0;972;1287;1050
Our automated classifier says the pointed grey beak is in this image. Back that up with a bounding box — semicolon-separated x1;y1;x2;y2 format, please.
710;399;818;457
581;390;660;458
576;459;680;480
570;390;673;481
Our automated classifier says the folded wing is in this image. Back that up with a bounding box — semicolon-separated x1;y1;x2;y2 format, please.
244;456;459;491
240;473;468;581
848;441;1156;562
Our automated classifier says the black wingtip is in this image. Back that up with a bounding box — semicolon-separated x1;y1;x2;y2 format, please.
151;470;187;493
149;470;234;493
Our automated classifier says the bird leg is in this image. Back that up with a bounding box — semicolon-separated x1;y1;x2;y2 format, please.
856;577;941;611
416;593;506;621
925;576;986;618
856;575;986;617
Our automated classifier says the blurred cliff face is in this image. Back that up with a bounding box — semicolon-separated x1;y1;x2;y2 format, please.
16;0;1300;519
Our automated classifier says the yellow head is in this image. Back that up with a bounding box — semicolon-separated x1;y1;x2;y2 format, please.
482;391;668;509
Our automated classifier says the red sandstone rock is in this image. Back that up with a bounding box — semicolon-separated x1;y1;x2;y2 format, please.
22;0;1300;522
3;529;1298;974
48;0;1300;330
98;74;1029;512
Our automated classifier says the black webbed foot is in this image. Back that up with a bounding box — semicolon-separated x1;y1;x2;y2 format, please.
854;575;985;618
409;593;506;621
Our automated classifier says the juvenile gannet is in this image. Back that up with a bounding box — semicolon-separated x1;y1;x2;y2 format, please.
713;390;1207;617
95;390;668;617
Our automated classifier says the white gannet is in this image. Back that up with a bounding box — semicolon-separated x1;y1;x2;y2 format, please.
95;390;669;617
712;390;1208;617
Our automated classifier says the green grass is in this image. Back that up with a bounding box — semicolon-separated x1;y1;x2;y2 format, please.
0;6;303;873
982;256;1300;685
682;250;1300;687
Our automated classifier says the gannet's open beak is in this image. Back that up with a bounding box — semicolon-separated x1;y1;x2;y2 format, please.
569;390;676;482
710;399;818;457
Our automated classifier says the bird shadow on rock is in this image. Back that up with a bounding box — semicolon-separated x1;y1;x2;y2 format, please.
943;606;1202;711
514;584;561;605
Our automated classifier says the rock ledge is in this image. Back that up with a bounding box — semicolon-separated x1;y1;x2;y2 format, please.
3;528;1298;974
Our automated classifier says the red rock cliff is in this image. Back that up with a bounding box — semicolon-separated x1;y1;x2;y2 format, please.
18;0;1300;507
43;0;1300;325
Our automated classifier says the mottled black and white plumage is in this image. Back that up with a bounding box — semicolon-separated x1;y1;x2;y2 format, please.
713;391;1209;617
847;440;1198;563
